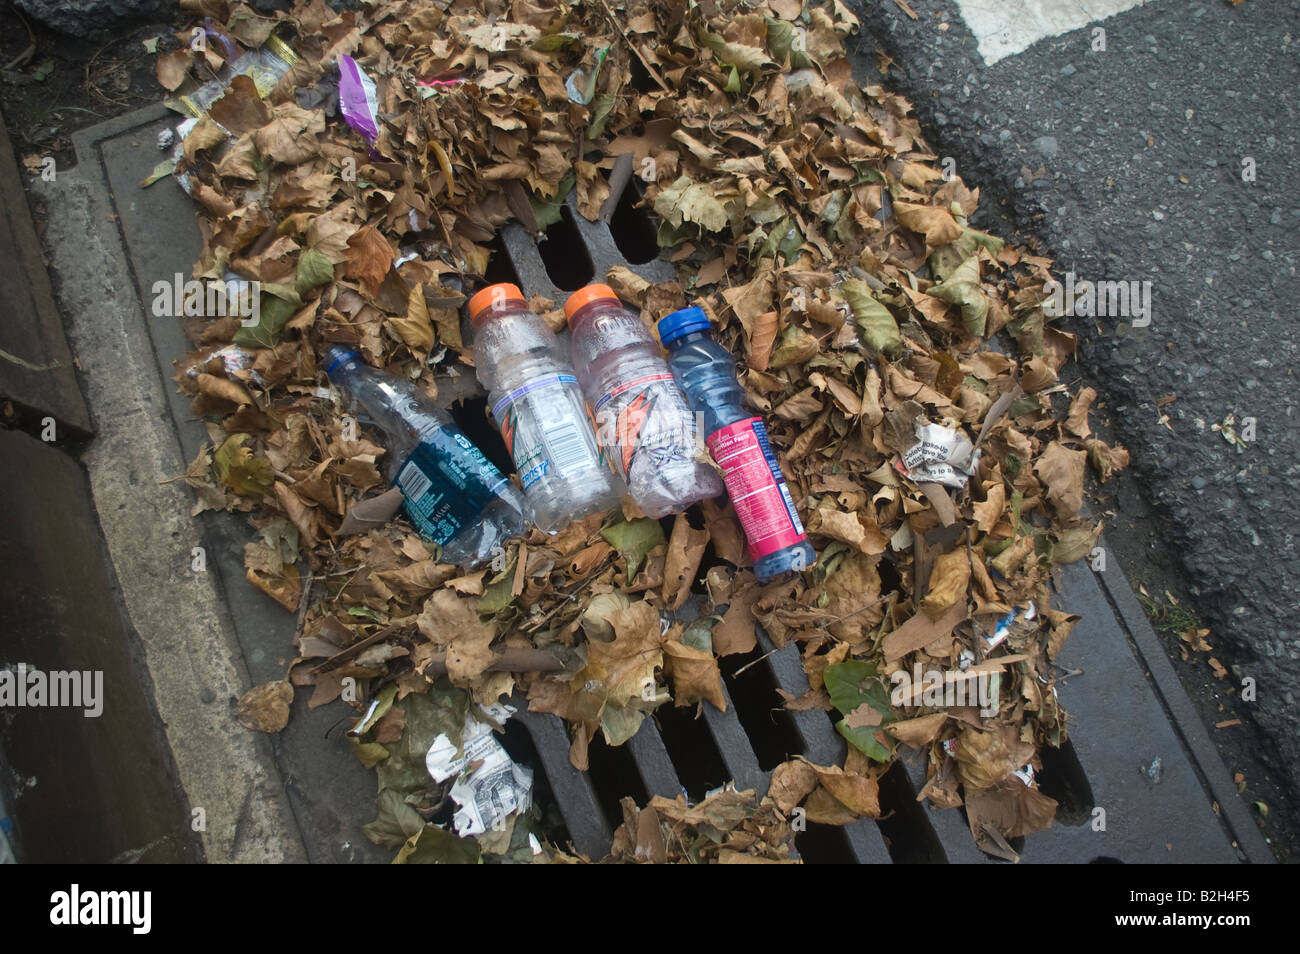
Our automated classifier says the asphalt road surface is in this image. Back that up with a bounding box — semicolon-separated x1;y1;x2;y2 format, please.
847;0;1299;850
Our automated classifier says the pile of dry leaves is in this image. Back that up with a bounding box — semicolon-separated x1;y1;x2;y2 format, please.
157;0;1130;863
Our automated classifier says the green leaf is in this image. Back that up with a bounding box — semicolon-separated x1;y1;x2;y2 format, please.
653;175;729;233
842;278;902;356
213;434;274;497
681;616;718;653
394;824;482;864
363;788;426;848
352;684;397;735
33;60;54;82
600;705;645;747
532;171;576;232
824;660;895;762
698;28;770;74
140;158;175;188
764;18;814;69
724;65;741;94
929;256;989;337
478;557;517;615
588;91;617;140
232;283;302;348
295;247;334;295
601;517;666;580
533;33;580;52
346;604;384;622
350;739;390;768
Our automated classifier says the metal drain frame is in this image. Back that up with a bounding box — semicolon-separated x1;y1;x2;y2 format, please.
493;170;1271;866
74;104;1272;864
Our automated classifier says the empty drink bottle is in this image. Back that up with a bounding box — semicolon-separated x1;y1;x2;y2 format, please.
468;283;623;531
565;284;723;517
323;347;529;566
659;307;816;580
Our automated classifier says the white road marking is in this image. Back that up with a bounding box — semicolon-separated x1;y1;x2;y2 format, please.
954;0;1155;65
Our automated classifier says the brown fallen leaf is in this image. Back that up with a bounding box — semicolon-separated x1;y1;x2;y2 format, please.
883;602;967;662
661;512;709;611
764;759;819;814
663;640;726;711
416;589;498;687
236;680;294;733
920;548;970;619
1035;441;1087;515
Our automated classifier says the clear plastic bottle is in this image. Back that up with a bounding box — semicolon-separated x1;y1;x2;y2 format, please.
323;346;528;566
659;307;817;581
565;284;724;518
468;283;624;531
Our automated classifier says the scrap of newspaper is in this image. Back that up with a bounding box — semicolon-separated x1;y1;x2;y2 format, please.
425;705;533;838
897;421;980;489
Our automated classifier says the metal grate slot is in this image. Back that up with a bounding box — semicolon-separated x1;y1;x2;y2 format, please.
873;760;947;863
584;731;652;831
498;717;574;849
513;706;611;859
1035;739;1095;827
721;647;806;772
608;177;660;265
537;205;596;291
652;701;731;802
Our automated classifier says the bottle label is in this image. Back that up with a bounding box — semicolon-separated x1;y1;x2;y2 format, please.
396;427;509;546
594;372;695;474
492;374;604;489
706;417;806;560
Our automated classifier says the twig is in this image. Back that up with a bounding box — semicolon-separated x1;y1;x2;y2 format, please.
3;6;36;71
732;647;779;677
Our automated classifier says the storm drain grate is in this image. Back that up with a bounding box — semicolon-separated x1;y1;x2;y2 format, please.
79;106;1270;864
483;166;1262;865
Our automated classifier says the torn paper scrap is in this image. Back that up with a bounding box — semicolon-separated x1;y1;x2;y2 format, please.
425;710;533;837
896;421;980;489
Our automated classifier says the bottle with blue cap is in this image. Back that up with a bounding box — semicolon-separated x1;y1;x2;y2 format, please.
659;307;816;581
322;346;528;566
565;284;723;517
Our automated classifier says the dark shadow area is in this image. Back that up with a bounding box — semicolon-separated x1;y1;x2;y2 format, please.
874;760;946;863
447;394;514;478
538;205;595;290
584;733;650;834
721;647;804;772
1035;738;1095;826
608;176;660;265
653;703;728;802
498;718;574;851
794;822;857;863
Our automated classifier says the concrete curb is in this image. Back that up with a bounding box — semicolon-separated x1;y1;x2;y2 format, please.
26;104;307;863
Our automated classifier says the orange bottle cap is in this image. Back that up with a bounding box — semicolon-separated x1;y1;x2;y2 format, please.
563;283;620;324
468;283;525;323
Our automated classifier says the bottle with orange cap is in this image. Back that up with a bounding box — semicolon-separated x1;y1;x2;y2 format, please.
468;283;624;531
564;284;724;517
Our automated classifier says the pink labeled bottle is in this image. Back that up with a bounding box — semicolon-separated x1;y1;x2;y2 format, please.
565;284;723;517
659;306;816;580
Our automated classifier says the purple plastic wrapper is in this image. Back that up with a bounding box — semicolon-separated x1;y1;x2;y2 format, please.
338;54;380;145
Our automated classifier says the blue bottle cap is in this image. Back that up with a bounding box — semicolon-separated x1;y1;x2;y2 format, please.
323;347;359;375
658;306;711;345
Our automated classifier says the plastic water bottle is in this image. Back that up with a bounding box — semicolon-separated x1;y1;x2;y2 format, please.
565;284;724;518
468;283;624;531
323;347;528;566
659;307;817;580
